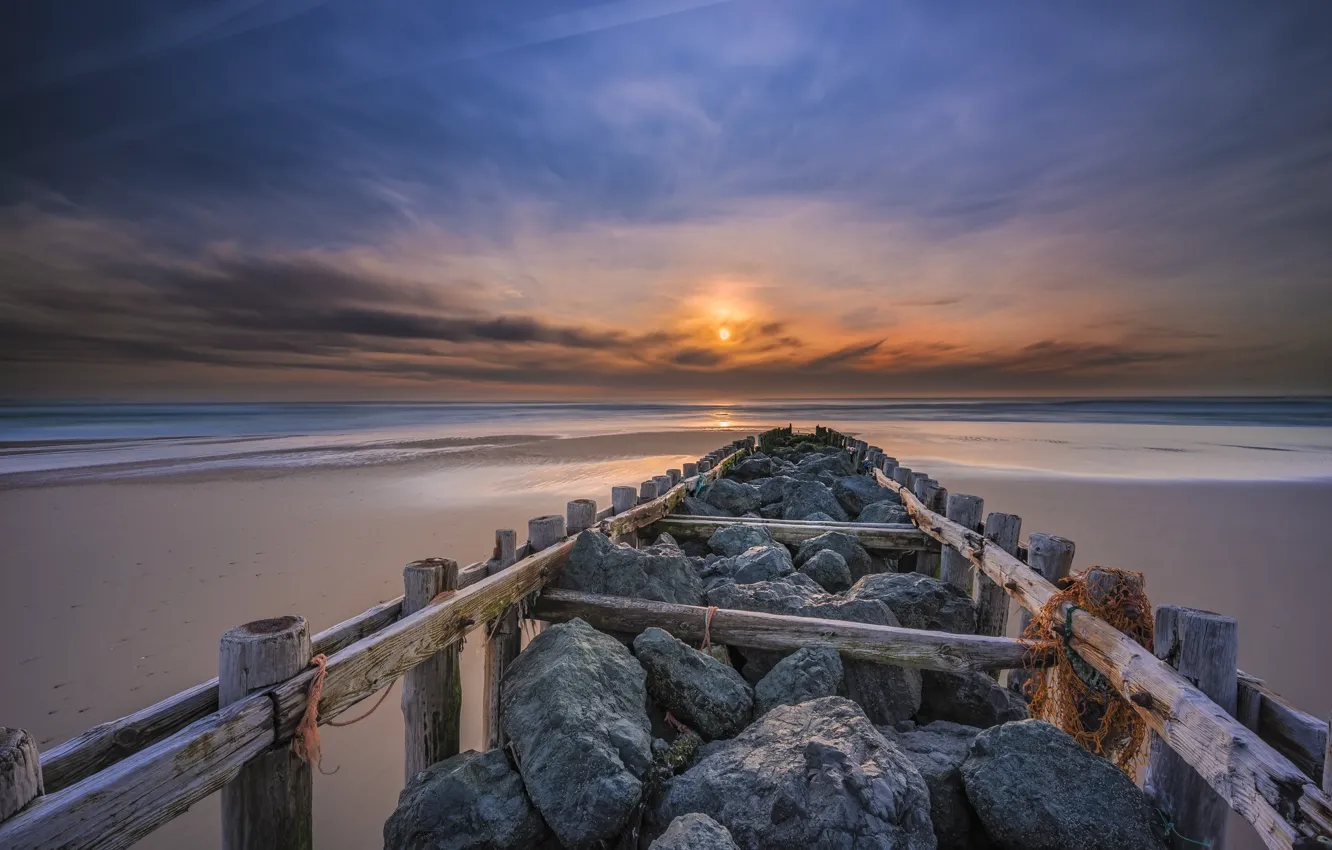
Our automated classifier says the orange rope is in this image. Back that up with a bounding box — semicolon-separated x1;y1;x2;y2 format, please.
291;653;397;776
700;605;719;651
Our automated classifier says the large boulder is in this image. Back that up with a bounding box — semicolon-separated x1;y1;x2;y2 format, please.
558;530;704;605
704;479;761;516
649;813;740;850
780;480;850;522
880;721;989;850
833;476;901;517
753;476;793;505
848;573;977;634
650;697;936;850
798;548;852;592
859;502;911;525
730;544;795;584
753;645;844;715
794;531;873;582
707;575;922;724
500;619;653;847
383;749;551;850
758;502;784;519
707;524;774;557
633;627;754;741
918;671;1028;729
727;456;773;483
680;496;726;517
961;720;1167;850
795;452;854;477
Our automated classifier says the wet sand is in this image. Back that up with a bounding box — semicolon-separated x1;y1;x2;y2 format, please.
1;427;1328;849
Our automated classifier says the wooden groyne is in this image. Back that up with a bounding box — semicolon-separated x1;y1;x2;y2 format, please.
0;426;1329;849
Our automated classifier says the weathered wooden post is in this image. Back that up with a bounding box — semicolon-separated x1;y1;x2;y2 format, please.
526;516;566;635
667;469;682;486
402;557;461;781
683;462;699;478
484;531;519;751
882;457;898;477
1324;714;1331;794
977;513;1021;639
566;499;597;535
1145;606;1239;850
653;474;673;497
612;486;638;546
1007;533;1075;697
907;471;928;495
220;616;313;850
911;479;943;578
891;466;911;486
0;728;41;823
941;494;984;593
639;480;659;505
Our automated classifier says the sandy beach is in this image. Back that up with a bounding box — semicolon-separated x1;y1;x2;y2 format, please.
2;424;1328;849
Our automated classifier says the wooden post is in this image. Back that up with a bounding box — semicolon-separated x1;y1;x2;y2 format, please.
528;515;566;553
911;479;942;578
1323;714;1331;794
484;530;519;751
1145;606;1239;850
683;462;699;478
977;512;1021;638
653;474;673;497
667;469;682;486
220;616;313;850
611;486;638;546
941;494;984;593
1008;532;1075;698
0;728;41;823
566;499;597;535
891;466;911;486
907;471;928;495
882;457;898;477
639;480;659;505
401;558;461;781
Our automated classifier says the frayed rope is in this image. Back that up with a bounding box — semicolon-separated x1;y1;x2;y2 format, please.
291;652;397;775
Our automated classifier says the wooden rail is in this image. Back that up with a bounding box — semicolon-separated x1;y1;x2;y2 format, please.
533;588;1051;672
870;464;1332;850
647;516;936;551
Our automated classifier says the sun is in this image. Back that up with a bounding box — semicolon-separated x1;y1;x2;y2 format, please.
718;327;731;341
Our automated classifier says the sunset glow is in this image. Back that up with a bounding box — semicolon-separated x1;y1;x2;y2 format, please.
718;328;731;341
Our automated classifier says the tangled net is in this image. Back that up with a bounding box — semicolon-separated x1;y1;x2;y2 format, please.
1020;566;1154;773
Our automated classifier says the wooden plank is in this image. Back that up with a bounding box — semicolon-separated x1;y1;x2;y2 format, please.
401;559;461;781
1238;671;1329;783
647;516;934;552
39;595;403;793
219;616;313;850
872;467;1332;849
0;694;275;850
0;728;42;822
532;589;1050;672
1145;606;1240;850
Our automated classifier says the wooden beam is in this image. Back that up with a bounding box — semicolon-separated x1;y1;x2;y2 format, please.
872;467;1332;850
1238;671;1328;783
0;728;42;823
38;595;403;793
532;589;1050;672
646;516;935;552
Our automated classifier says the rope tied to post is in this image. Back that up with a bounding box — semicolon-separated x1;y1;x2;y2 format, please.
1020;566;1154;772
292;652;398;775
700;605;719;651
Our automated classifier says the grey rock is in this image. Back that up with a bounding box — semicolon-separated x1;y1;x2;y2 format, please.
780;480;850;522
558;530;704;605
833;476;901;517
794;531;873;582
759;502;784;519
798;548;852;592
633;627;754;741
383;749;551;850
651;697;936;850
753;476;793;505
753;645;844;715
704;479;761;516
962;720;1167;850
500;619;653;847
707;575;921;724
654;532;680;549
649;813;740;850
918;671;1028;729
707;524;775;557
795;452;855;477
802;511;836;522
848;573;977;634
727;456;773;482
730;544;795;584
880;721;989;850
680;496;725;517
858;502;911;525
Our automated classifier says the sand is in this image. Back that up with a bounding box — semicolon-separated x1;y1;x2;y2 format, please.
1;428;1327;849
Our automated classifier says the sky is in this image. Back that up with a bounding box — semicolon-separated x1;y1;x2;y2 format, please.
1;0;1330;400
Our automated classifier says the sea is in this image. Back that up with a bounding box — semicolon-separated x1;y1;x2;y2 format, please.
2;397;1330;484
